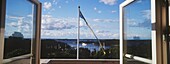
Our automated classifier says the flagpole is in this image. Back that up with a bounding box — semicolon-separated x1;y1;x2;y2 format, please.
77;6;80;59
79;7;106;55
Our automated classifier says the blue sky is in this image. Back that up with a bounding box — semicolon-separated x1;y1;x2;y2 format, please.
5;0;33;38
5;0;151;39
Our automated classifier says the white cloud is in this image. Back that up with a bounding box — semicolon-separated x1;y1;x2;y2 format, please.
27;14;33;18
40;15;119;39
7;15;33;33
93;7;102;14
96;31;119;39
80;20;86;27
53;1;58;5
126;19;138;26
99;0;117;5
127;18;151;28
22;24;30;33
41;30;77;38
42;15;76;30
58;6;62;8
94;7;97;10
8;22;18;27
111;10;116;13
79;30;119;39
65;1;69;3
98;10;102;13
8;16;24;19
137;0;142;3
96;30;109;33
53;0;57;3
141;10;151;20
93;19;118;23
43;2;52;9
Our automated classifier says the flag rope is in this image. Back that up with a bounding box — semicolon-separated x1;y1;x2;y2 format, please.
78;6;106;55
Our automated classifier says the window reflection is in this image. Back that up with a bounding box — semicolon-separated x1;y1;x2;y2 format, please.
124;0;152;59
4;0;33;59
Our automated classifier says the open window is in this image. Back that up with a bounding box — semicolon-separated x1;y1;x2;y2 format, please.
120;0;153;64
0;0;41;64
120;0;170;64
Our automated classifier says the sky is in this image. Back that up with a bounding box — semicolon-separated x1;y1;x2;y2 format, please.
5;0;151;39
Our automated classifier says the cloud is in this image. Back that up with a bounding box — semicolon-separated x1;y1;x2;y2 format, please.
93;7;102;14
80;20;87;28
79;30;119;39
43;2;52;9
41;30;78;38
98;10;102;13
93;19;118;23
137;0;142;3
7;14;120;39
126;19;138;27
40;15;119;39
22;24;31;33
7;15;33;33
8;16;24;19
53;0;58;5
96;30;110;33
99;0;117;5
8;22;18;27
111;10;116;13
27;14;33;18
42;15;76;30
53;0;57;3
96;31;119;39
58;6;62;8
137;19;151;28
94;7;97;10
127;18;151;29
65;1;69;3
141;10;151;20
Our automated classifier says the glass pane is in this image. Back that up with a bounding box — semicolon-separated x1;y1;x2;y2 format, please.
4;0;33;59
124;0;152;59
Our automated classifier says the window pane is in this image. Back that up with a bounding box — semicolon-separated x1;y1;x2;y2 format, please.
4;0;33;59
124;0;152;59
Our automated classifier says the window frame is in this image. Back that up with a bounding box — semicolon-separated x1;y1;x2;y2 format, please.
119;0;157;64
30;0;41;64
0;0;6;63
0;0;41;64
119;0;135;64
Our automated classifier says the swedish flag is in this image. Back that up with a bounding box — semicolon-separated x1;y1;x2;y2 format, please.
79;10;86;21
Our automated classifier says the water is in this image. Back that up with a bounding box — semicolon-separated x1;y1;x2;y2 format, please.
55;39;111;52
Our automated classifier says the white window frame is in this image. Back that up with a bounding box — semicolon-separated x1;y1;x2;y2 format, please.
119;0;157;64
119;0;134;64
